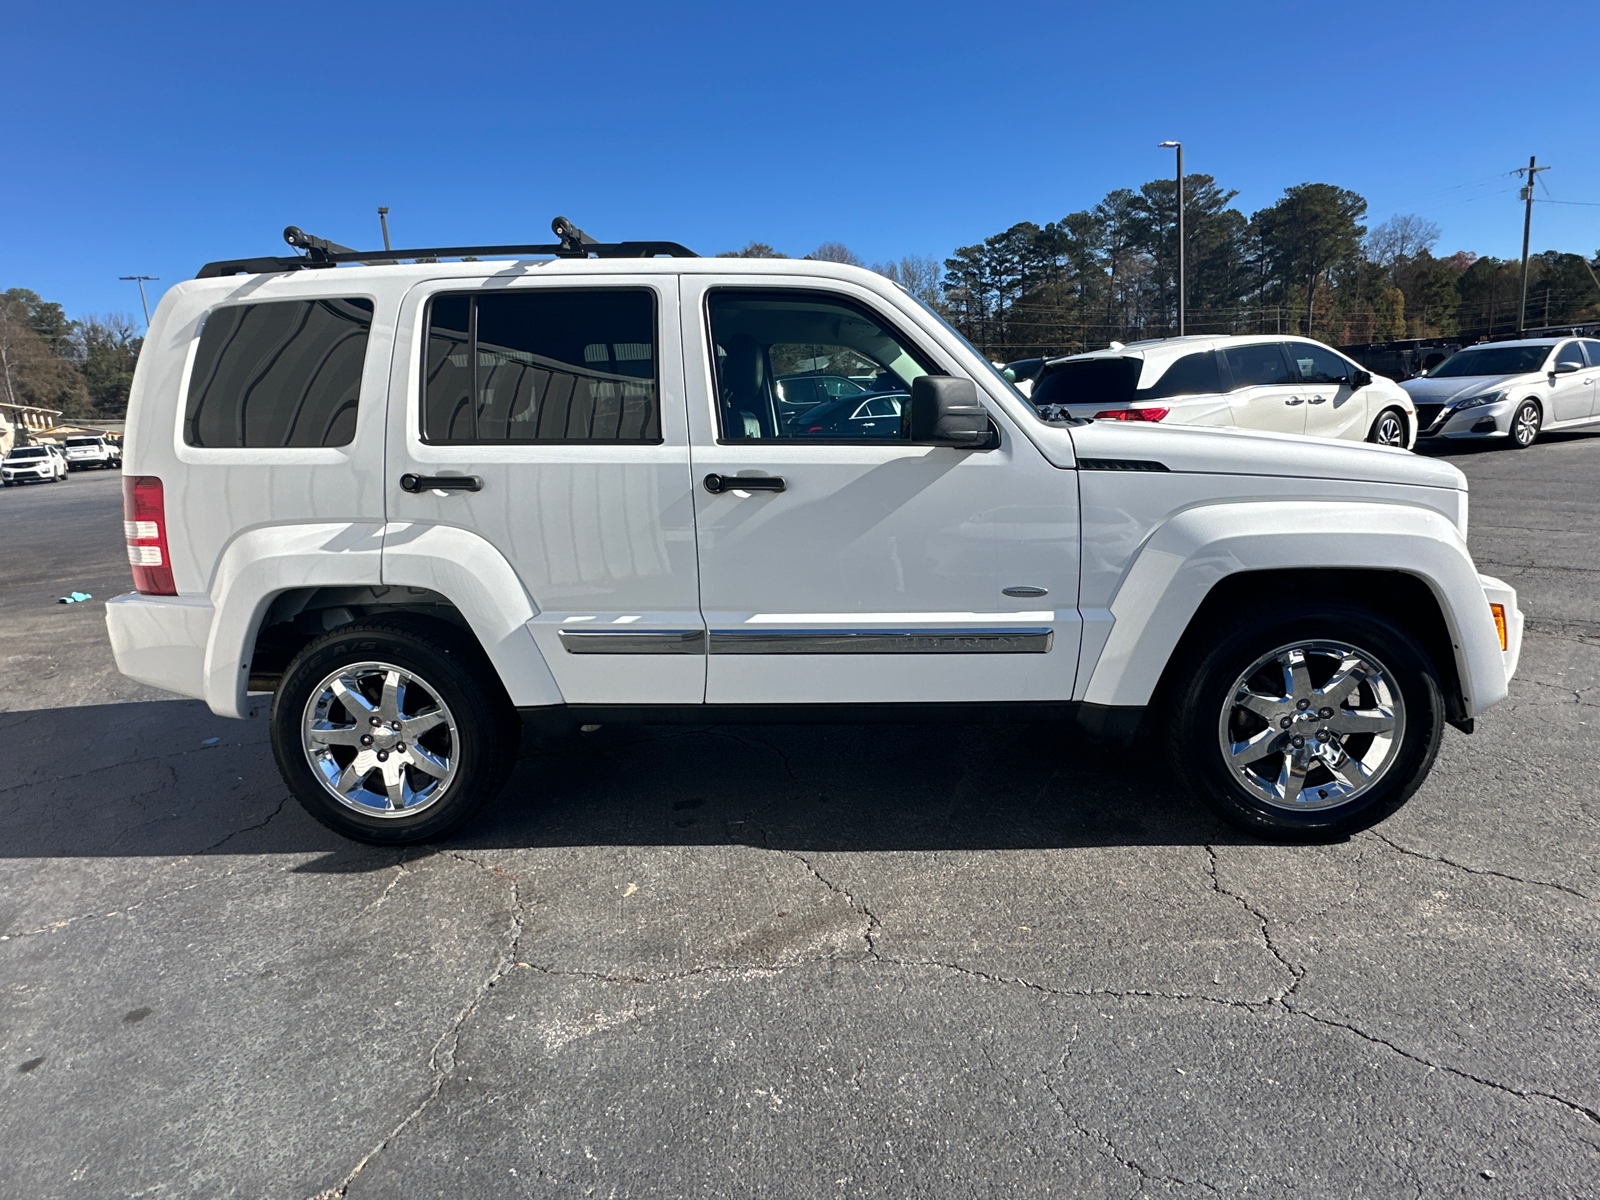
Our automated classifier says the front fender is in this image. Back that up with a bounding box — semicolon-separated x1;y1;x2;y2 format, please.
1079;500;1506;715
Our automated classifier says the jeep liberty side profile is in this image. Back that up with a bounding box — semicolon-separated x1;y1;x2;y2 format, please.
107;222;1523;844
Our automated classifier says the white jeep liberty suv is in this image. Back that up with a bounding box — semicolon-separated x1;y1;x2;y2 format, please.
107;221;1524;845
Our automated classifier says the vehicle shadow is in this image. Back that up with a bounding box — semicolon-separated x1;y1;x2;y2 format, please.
1415;430;1594;459
0;699;1238;861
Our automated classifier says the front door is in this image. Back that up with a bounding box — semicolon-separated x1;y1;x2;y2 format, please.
682;278;1082;706
386;274;704;704
1287;341;1367;440
1549;341;1593;425
1223;342;1305;434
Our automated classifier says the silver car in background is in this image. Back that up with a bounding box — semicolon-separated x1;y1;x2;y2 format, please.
1403;337;1600;448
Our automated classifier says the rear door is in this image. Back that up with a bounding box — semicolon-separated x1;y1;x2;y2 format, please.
1582;341;1600;418
1287;340;1368;440
385;274;703;704
1223;342;1305;434
682;277;1081;706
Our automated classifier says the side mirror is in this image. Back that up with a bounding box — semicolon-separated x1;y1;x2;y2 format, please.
1551;361;1579;376
1351;369;1373;389
909;376;995;448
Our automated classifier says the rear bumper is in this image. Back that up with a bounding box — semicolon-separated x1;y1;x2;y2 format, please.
105;592;214;702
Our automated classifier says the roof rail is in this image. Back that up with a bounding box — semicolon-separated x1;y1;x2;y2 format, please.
196;217;695;279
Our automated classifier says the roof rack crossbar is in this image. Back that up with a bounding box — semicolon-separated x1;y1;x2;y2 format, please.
197;216;695;279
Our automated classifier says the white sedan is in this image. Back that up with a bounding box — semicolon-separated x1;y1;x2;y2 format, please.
1029;334;1417;447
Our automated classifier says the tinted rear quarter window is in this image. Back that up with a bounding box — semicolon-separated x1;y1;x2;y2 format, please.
423;289;659;443
1140;350;1221;399
185;298;372;447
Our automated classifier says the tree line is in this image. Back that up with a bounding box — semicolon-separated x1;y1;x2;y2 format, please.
931;178;1600;360
0;289;140;421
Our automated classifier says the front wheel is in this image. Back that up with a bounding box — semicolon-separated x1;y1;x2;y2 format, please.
270;617;520;844
1163;603;1443;839
1366;407;1407;446
1509;400;1541;449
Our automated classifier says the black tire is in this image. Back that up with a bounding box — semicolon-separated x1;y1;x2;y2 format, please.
1366;407;1407;446
1509;399;1540;449
1162;601;1444;840
270;616;520;844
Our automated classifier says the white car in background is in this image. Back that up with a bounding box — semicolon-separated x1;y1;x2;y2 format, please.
1030;335;1417;447
1403;337;1600;449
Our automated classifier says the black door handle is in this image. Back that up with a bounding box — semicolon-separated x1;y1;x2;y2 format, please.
400;473;483;493
704;473;785;494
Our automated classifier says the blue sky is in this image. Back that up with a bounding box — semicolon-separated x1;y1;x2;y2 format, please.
4;0;1595;323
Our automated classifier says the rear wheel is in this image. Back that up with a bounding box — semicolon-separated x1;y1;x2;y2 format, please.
270;617;520;844
1163;602;1443;839
1509;400;1540;449
1366;407;1407;446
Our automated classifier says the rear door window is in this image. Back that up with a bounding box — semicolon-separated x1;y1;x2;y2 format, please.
185;298;372;447
1581;340;1600;367
423;289;659;443
1554;341;1586;372
1223;343;1294;388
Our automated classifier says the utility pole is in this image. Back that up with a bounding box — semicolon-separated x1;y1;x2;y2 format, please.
119;276;158;328
377;207;392;251
1159;141;1185;335
1514;156;1549;333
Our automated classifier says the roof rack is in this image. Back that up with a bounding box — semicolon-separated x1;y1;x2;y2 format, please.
196;216;695;279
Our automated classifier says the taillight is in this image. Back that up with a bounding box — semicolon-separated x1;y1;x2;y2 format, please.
123;476;175;595
1093;408;1169;422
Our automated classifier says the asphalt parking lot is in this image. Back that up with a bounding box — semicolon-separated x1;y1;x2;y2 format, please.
1;445;1596;1199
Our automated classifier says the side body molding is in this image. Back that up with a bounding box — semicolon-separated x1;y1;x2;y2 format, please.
205;522;386;718
380;522;562;708
1079;501;1506;716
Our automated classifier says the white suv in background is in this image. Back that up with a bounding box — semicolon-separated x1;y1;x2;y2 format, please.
2;444;67;485
106;223;1518;846
1402;337;1600;448
1031;335;1417;447
63;435;121;470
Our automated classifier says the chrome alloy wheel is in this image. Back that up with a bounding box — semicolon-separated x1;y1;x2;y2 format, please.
1216;641;1405;812
1373;412;1405;446
301;661;460;817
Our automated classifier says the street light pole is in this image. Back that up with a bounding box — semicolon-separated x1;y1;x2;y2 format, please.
119;276;158;328
1159;141;1184;335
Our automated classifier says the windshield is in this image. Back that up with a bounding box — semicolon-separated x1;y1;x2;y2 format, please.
7;447;47;459
904;291;1026;402
1428;345;1551;378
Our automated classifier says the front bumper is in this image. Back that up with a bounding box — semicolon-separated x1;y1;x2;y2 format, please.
105;592;214;702
1416;398;1515;440
1477;573;1523;695
2;468;54;482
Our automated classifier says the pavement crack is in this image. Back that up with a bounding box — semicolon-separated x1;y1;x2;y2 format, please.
1366;831;1596;903
1205;844;1303;996
202;795;289;853
0;861;258;941
1283;1004;1600;1130
786;850;881;955
311;853;526;1199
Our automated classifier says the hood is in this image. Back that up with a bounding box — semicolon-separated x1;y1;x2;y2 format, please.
1401;373;1523;403
1026;419;1466;491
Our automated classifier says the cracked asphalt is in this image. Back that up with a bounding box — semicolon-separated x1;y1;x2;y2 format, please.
1;444;1597;1199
